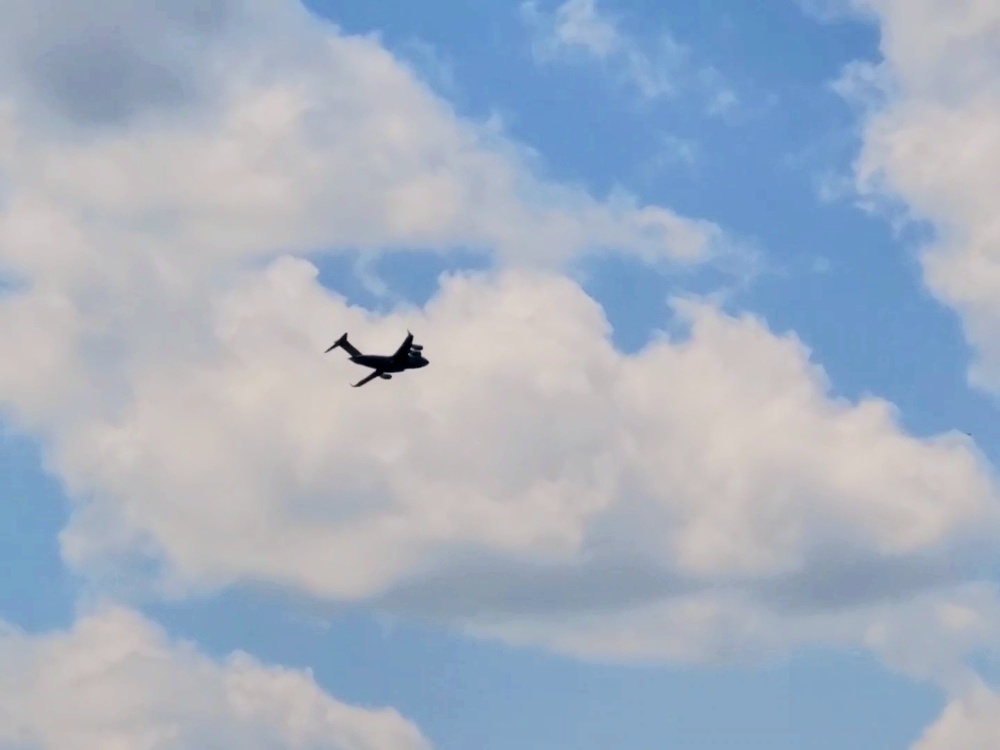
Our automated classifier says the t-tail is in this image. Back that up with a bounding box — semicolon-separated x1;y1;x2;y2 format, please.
325;333;362;357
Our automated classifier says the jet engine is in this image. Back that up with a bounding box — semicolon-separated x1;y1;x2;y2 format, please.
410;344;423;351
380;373;392;379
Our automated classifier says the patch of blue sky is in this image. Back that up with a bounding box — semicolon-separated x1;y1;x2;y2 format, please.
0;427;76;631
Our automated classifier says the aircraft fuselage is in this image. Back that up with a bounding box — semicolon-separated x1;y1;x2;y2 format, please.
350;353;429;372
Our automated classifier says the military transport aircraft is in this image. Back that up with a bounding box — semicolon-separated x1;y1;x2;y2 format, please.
325;330;429;387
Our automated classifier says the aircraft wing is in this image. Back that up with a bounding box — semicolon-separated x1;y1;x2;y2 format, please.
391;330;415;361
351;370;383;388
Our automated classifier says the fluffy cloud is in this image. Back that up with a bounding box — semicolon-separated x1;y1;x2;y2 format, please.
0;606;430;750
4;254;994;681
840;0;1000;392
0;0;727;293
913;682;1000;750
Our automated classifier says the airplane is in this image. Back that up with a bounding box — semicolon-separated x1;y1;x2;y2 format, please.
325;330;429;387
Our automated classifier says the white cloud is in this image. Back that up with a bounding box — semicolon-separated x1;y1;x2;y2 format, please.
0;0;729;292
2;254;995;682
838;0;1000;394
0;0;999;730
0;606;431;750
520;0;738;114
913;681;1000;750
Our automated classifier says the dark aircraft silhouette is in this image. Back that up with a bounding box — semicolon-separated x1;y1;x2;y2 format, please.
325;330;429;387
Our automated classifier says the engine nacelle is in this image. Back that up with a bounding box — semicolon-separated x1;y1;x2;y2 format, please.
380;373;392;379
410;344;423;351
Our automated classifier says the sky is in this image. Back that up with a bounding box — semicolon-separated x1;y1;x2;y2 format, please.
2;0;1000;748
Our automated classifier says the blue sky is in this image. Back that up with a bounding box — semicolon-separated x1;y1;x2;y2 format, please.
2;1;1000;748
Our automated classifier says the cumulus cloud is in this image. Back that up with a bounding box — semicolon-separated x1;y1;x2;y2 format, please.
837;0;1000;393
913;682;1000;750
0;606;431;750
520;0;738;114
3;254;994;681
0;0;728;292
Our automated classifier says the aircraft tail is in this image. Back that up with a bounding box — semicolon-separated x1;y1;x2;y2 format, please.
325;333;361;357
